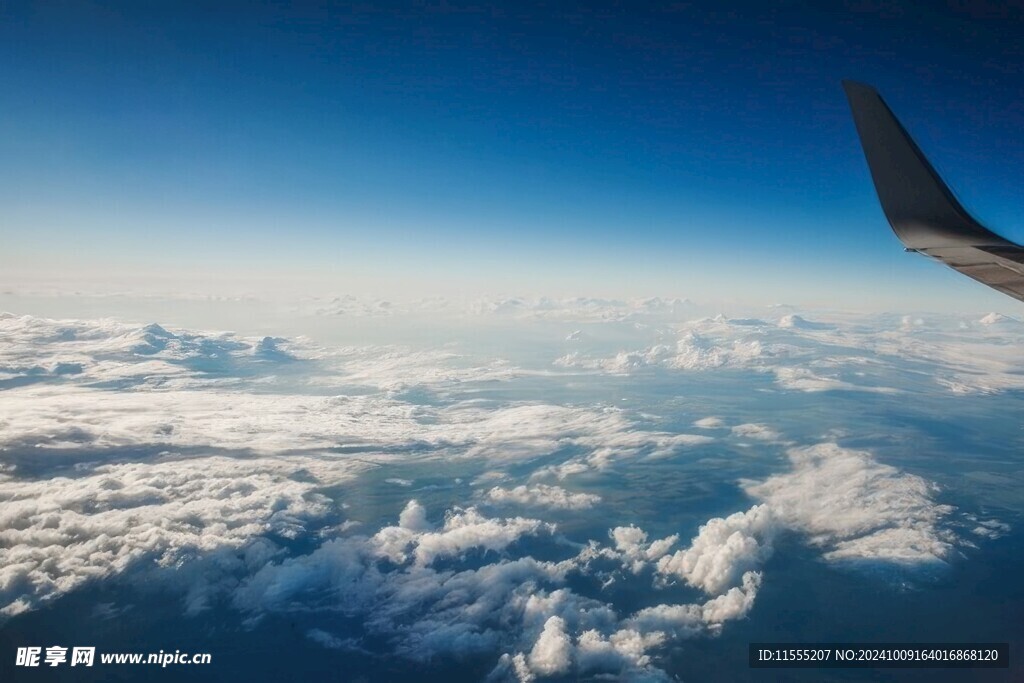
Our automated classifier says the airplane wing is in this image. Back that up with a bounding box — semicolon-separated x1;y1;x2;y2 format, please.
843;80;1024;303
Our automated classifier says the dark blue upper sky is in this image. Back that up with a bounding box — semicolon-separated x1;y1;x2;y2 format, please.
4;1;1024;307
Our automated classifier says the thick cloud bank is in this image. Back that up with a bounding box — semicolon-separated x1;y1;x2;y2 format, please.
0;455;366;617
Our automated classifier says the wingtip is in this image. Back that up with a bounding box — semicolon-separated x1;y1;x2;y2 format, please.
841;80;879;98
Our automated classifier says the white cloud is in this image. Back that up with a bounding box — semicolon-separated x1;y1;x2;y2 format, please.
488;484;601;510
730;423;781;442
777;314;832;330
0;316;719;478
608;526;679;574
230;500;767;680
968;518;1011;540
411;506;554;566
656;505;775;595
625;603;703;639
773;367;857;392
0;310;998;680
528;616;573;675
556;331;765;374
574;628;665;675
547;310;1024;396
0;454;367;616
369;500;554;567
743;443;956;567
700;570;762;624
529;462;591;481
978;312;1019;326
626;569;761;634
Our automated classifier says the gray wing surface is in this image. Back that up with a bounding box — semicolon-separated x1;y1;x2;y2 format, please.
843;80;1024;302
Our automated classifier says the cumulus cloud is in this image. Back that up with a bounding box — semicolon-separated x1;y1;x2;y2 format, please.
488;484;601;510
608;526;679;574
744;443;956;567
777;314;833;330
412;505;553;566
656;505;775;594
970;520;1011;540
229;500;767;680
699;570;762;624
527;616;573;675
556;331;765;374
528;462;591;481
978;312;1019;326
650;441;957;604
548;310;1024;396
730;423;782;442
627;570;762;634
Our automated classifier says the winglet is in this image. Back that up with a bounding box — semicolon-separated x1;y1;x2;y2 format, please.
842;80;1009;249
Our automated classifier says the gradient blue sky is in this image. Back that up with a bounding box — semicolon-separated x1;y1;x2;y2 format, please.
4;1;1024;308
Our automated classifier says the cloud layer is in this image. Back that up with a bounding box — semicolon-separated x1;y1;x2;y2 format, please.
0;310;1008;680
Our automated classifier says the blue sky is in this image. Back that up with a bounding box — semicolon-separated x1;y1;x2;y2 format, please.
4;1;1024;308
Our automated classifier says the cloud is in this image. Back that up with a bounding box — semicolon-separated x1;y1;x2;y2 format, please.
625;440;959;608
978;312;1020;326
729;423;782;442
527;616;573;675
370;500;555;567
651;441;956;605
656;505;775;594
624;603;703;639
465;296;701;323
627;570;761;633
777;314;833;330
556;331;765;374
0;310;999;680
0;454;367;617
306;629;369;653
0;313;735;631
488;484;601;510
0;316;716;476
966;517;1011;540
410;505;554;566
528;462;591;481
574;629;666;677
230;500;766;680
743;443;956;568
547;310;1024;396
773;367;861;392
608;526;679;574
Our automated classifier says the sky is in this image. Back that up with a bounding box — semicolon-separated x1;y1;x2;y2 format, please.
4;6;1024;678
4;1;1024;309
